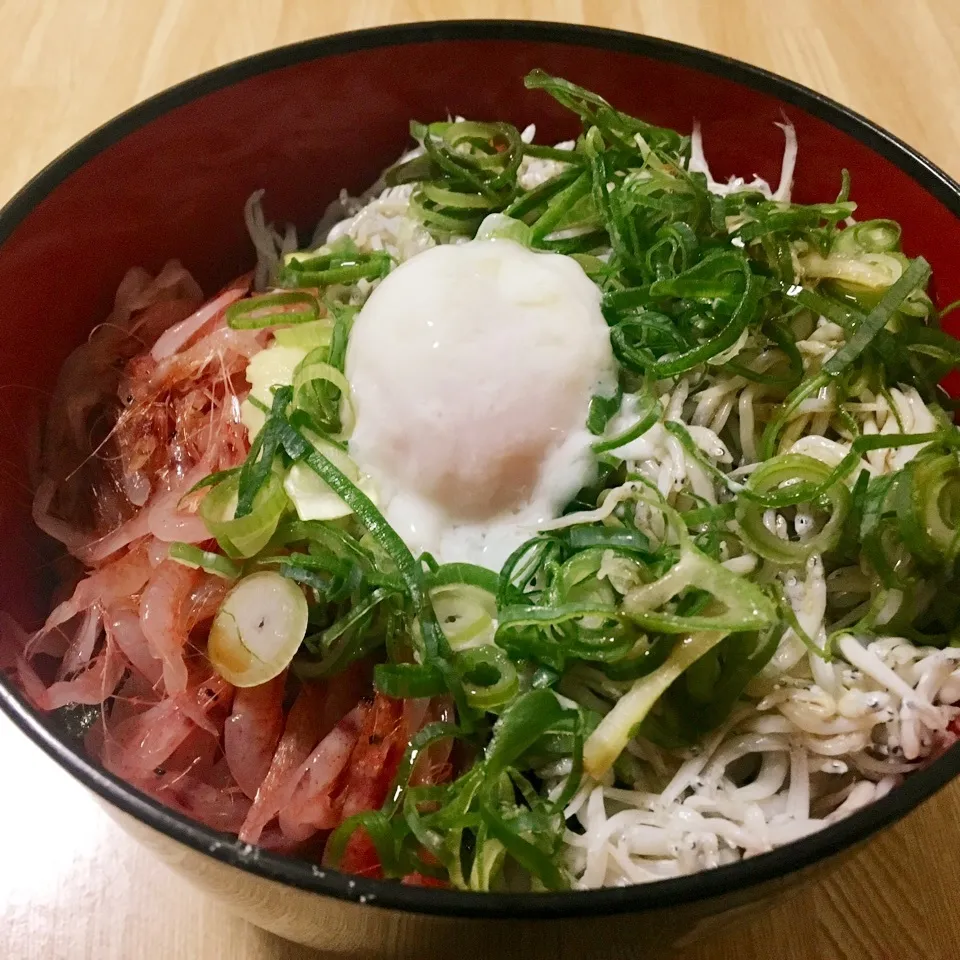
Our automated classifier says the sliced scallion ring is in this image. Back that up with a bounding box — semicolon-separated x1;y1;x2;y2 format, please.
208;571;308;687
456;646;519;711
831;219;901;256
896;453;960;565
430;583;498;650
735;453;850;564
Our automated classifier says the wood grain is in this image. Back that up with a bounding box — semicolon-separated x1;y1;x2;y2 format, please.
2;2;959;958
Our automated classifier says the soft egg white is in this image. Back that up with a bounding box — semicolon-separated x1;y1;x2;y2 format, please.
345;238;616;570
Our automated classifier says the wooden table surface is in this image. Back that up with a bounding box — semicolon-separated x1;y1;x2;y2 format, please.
3;2;960;958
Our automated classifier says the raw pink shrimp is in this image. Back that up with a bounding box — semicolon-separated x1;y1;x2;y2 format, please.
224;671;287;800
103;676;232;779
150;277;250;362
402;697;431;736
176;675;233;736
330;695;455;881
410;696;456;788
316;694;409;880
105;601;163;686
80;510;151;565
272;660;375;834
144;327;263;399
82;462;218;564
280;703;368;834
139;559;199;693
58;606;103;677
239;683;330;844
154;770;252;834
43;541;152;633
38;261;204;535
336;694;407;822
145;462;218;544
15;640;125;711
103;697;194;779
184;575;230;630
130;724;251;833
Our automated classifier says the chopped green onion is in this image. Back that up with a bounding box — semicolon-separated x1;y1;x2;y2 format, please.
896;453;960;565
374;662;448;698
280;242;392;288
622;526;776;634
832;219;901;256
456;646;519;710
592;390;660;454
735;454;850;564
823;256;931;376
234;386;291;519
292;350;354;437
167;542;240;579
483;688;573;778
226;292;319;329
584;631;726;778
276;419;471;725
199;469;288;559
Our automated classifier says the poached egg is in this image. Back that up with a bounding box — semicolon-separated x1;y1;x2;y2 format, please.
346;238;616;570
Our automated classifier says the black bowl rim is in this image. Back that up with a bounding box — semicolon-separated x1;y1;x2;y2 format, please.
2;18;960;922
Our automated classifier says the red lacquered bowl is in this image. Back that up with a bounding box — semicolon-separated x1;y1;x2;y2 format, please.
1;21;959;958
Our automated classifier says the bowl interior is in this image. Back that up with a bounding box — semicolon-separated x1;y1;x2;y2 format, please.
2;23;960;919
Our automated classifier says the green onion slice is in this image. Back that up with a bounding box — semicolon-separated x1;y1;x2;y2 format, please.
199;470;288;560
456;646;519;711
735;453;850;564
167;542;240;579
226;292;319;329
